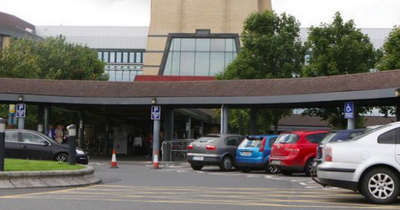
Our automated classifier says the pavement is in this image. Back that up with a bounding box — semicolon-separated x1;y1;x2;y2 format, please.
0;160;400;210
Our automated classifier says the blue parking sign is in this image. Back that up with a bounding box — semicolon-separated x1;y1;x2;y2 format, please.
151;106;161;120
16;103;26;118
344;102;354;119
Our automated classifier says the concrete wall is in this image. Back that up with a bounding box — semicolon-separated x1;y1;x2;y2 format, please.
143;0;272;75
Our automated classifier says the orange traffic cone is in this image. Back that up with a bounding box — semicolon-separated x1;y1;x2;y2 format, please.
110;149;119;169
153;151;159;169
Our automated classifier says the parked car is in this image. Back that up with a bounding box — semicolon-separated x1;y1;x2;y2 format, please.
187;134;243;171
269;130;329;176
236;135;279;174
317;122;400;204
5;129;89;164
313;129;365;171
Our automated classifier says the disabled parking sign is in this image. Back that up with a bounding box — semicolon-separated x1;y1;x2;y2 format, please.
16;103;26;118
151;106;161;120
344;102;354;119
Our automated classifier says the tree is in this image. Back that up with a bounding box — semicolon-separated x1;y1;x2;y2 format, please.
302;12;376;129
217;11;304;133
377;26;400;70
0;35;107;129
0;35;107;80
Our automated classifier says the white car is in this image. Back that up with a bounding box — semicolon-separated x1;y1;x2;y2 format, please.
317;122;400;204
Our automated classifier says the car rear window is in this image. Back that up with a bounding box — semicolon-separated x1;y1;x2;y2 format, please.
239;137;263;148
196;137;219;143
276;134;299;144
321;133;337;144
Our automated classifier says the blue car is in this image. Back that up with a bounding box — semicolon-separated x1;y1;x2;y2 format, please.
236;135;279;173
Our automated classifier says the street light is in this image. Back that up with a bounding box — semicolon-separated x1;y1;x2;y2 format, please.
67;124;77;165
396;88;400;97
18;95;23;101
152;98;157;105
0;118;7;171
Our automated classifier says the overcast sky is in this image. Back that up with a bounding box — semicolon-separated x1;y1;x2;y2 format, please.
1;0;399;28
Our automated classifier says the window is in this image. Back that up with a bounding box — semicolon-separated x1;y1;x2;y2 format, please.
103;52;109;62
163;37;239;76
116;52;122;63
306;133;328;144
97;52;102;60
269;137;277;147
276;134;300;144
5;132;18;142
110;52;115;63
136;53;142;63
225;136;241;146
378;129;397;144
123;52;128;63
22;133;46;144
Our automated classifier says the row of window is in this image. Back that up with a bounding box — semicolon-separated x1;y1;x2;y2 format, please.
170;38;237;52
105;65;143;82
97;51;144;64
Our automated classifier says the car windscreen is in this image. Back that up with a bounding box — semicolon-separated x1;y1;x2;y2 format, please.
276;134;300;144
196;137;219;143
351;124;393;141
321;133;337;144
239;138;263;148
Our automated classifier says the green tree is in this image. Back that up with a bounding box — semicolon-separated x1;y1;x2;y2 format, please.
302;12;376;129
217;11;304;133
377;26;400;70
0;35;107;80
0;35;107;129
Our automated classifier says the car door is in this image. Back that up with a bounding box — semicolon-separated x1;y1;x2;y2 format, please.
4;131;21;159
396;128;400;165
20;132;53;160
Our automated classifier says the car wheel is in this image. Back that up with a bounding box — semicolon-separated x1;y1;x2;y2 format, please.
361;168;400;204
304;159;315;176
55;153;68;162
219;156;233;171
191;164;203;171
266;163;279;174
281;170;293;176
239;167;251;173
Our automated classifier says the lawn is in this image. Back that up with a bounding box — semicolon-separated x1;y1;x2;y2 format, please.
4;159;85;171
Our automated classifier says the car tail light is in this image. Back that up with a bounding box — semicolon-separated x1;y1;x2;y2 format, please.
188;144;193;150
206;144;216;150
259;137;266;152
325;145;332;162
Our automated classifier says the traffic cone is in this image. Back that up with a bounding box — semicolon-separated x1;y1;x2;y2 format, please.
110;149;119;169
153;151;159;169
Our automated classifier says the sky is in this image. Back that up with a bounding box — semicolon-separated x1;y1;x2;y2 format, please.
1;0;400;28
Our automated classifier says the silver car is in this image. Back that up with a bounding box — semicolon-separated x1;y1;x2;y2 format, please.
317;122;400;204
187;134;243;171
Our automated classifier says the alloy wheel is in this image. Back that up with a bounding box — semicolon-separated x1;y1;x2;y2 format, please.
368;173;395;200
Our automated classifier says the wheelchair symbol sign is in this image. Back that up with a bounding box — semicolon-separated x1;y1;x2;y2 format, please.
344;102;354;119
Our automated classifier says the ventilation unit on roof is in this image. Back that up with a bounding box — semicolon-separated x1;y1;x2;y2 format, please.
25;28;34;34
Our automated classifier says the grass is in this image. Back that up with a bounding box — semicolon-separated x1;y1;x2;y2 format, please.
4;159;86;171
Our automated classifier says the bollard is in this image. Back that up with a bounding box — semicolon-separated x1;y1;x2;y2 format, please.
67;124;77;165
0;118;6;171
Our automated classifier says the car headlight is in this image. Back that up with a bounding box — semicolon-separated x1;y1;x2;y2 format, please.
76;149;86;155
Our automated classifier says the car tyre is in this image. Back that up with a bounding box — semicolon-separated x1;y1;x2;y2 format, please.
281;170;293;176
191;165;203;171
55;153;68;163
360;168;400;204
219;156;233;171
266;163;279;174
304;159;314;176
239;167;251;173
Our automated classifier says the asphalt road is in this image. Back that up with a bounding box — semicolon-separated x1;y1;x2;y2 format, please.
1;161;400;210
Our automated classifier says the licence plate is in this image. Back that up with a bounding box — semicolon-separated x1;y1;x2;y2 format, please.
271;160;281;165
193;156;204;161
241;152;252;156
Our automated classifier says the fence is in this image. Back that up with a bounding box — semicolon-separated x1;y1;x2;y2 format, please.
162;139;195;162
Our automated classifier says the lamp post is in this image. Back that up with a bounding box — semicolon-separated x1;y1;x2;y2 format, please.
0;118;7;171
67;124;77;165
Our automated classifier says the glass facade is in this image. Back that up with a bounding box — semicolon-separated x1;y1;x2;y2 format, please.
96;50;144;82
163;38;238;76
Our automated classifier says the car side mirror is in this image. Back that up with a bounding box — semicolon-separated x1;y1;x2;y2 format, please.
42;141;50;146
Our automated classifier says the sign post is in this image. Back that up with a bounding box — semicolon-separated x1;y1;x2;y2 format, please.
151;106;161;169
344;102;355;130
16;104;26;129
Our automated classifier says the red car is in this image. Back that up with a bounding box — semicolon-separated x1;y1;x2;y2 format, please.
269;130;329;176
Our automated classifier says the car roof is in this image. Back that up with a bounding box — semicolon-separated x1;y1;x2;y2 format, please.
285;130;329;135
331;129;365;134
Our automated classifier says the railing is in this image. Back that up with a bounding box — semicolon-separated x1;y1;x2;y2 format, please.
162;139;195;162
